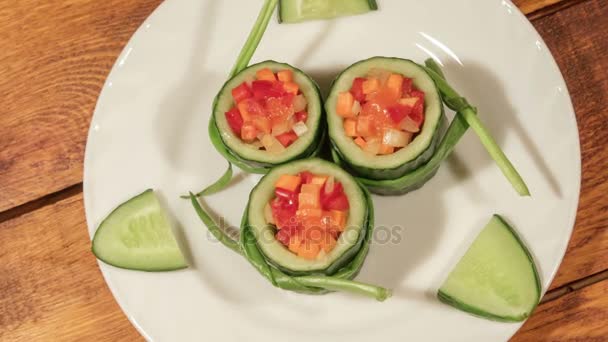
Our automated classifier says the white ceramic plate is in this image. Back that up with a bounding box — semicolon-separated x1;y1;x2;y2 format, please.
83;0;581;340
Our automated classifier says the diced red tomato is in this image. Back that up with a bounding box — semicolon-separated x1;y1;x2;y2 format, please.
411;90;425;102
276;225;301;247
225;107;243;135
295;111;308;123
409;101;424;126
281;93;295;107
238;98;265;119
350;77;367;102
270;196;298;229
275;131;298;147
266;97;293;119
386;104;413;124
252;80;285;100
320;182;349;211
299;171;314;184
231;82;252;103
402;77;413;96
324;194;349;211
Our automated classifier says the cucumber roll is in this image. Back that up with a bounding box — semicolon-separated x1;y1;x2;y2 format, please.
326;57;445;194
190;158;390;300
211;61;325;173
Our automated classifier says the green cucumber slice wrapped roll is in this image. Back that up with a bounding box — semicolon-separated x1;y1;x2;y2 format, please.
325;57;445;195
190;158;391;301
211;61;326;174
278;0;378;23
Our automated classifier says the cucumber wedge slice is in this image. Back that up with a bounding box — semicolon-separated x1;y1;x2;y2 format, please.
279;0;378;23
438;215;541;322
92;189;188;272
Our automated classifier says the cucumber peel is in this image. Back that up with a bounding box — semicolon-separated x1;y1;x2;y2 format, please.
279;0;378;23
438;215;541;322
189;158;391;301
92;189;188;272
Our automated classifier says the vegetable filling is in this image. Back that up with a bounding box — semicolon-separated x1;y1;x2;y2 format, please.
265;172;350;260
225;68;309;153
336;68;426;155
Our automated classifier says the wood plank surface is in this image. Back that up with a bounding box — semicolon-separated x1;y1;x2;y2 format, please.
0;193;141;341
513;280;608;341
0;0;162;212
529;0;608;290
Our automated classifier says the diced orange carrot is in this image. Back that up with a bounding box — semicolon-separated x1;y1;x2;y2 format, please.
379;143;395;155
241;123;258;141
311;175;328;187
297;208;323;219
336;92;355;117
354;137;367;149
319;233;337;253
277;69;293;82
288;235;303;254
362;78;380;94
275;174;302;192
237;101;252;121
283;82;299;95
256;68;276;81
398;97;418;107
343;119;357;137
298;240;321;260
330;210;347;231
386;74;404;97
298;183;321;209
356;115;375;137
252;116;271;134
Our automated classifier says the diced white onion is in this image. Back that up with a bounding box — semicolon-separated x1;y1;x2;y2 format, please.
382;129;413;148
293;121;308;137
271;120;292;136
264;203;275;224
351;100;361;116
261;134;286;154
248;140;264;150
364;137;381;155
293;94;307;112
324;176;335;195
399;116;420;133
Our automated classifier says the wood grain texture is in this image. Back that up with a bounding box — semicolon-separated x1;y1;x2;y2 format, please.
529;0;608;290
0;0;162;212
513;280;608;341
513;0;584;19
0;193;141;341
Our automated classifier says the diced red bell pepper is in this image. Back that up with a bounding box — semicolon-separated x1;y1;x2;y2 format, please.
386;104;413;124
275;225;301;246
225;107;244;135
295;111;308;123
270;196;298;229
350;77;366;102
411;90;425;103
321;182;349;211
275;187;297;201
252;80;285;101
299;171;314;184
324;194;349;211
402;77;413;97
275;131;298;147
231;82;252;103
409;101;425;126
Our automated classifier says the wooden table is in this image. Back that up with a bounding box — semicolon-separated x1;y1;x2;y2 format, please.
1;0;606;340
